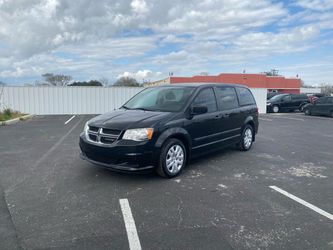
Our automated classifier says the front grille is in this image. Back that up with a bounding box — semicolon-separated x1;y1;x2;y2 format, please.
87;126;121;145
88;134;97;141
89;126;99;132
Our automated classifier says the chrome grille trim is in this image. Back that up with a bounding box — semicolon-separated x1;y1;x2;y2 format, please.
87;126;121;145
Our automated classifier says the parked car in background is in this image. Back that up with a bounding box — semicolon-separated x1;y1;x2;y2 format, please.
266;94;309;113
267;92;279;100
303;97;333;117
307;93;326;104
80;83;259;178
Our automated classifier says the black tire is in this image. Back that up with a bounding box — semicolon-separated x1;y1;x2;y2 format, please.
272;105;279;113
238;125;254;151
330;111;333;118
156;138;187;178
304;108;311;116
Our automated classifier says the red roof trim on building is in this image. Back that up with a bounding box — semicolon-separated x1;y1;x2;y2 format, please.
168;73;301;93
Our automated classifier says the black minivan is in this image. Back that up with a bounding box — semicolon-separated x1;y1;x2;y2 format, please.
80;83;259;178
266;93;309;113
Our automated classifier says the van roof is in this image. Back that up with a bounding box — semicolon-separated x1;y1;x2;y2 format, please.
152;82;249;89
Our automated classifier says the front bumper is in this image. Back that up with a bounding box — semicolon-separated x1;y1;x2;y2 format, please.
266;104;272;112
79;133;157;172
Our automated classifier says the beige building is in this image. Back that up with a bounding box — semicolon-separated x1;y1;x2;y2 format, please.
144;77;171;87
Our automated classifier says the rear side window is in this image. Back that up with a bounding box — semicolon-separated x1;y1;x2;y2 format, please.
326;98;333;104
215;87;239;110
192;88;217;113
236;87;256;106
293;94;307;100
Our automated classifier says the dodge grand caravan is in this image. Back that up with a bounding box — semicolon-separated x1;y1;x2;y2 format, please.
80;83;259;178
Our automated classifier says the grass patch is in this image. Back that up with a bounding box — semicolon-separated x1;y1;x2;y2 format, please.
0;109;25;122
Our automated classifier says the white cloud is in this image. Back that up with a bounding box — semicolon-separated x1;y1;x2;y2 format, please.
296;0;333;11
0;0;332;85
117;70;162;81
131;0;149;15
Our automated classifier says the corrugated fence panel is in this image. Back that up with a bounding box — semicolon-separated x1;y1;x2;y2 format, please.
249;88;267;114
0;86;266;115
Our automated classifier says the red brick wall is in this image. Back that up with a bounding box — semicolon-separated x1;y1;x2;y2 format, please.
169;73;301;93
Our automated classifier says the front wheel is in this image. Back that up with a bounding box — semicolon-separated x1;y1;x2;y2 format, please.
156;138;187;178
239;125;254;151
272;105;279;113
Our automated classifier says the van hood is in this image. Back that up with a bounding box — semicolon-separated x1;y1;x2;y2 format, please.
88;109;173;130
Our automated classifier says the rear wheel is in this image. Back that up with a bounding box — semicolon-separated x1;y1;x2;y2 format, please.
239;125;254;151
272;105;279;113
330;111;333;118
156;138;187;178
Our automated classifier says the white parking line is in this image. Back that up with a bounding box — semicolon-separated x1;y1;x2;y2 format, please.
273;116;305;121
64;115;76;125
119;199;142;250
269;186;333;221
259;118;273;121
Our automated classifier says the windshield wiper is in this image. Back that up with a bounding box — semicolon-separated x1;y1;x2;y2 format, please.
131;107;153;111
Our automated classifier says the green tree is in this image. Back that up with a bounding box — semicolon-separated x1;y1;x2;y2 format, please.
264;69;279;76
113;77;140;87
69;80;103;86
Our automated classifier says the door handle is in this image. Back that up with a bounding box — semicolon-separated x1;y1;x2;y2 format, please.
221;113;230;118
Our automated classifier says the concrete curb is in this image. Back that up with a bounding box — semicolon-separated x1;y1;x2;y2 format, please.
0;114;34;126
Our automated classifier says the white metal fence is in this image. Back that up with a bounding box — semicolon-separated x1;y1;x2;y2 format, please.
0;86;267;115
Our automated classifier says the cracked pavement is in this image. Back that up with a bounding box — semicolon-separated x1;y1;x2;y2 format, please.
0;114;332;249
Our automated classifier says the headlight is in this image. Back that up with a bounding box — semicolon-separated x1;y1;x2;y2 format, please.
84;122;89;138
122;128;154;141
267;103;271;106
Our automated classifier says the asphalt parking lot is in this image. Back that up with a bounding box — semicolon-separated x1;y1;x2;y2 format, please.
0;113;332;250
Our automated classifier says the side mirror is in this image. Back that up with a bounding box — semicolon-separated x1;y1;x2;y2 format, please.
191;105;208;115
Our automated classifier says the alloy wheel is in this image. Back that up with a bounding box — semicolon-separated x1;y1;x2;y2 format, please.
244;128;253;149
165;145;184;174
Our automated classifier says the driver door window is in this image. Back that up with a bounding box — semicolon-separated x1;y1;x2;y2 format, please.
192;88;217;113
282;96;291;102
316;98;325;104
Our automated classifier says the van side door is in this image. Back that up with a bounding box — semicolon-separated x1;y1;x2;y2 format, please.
185;87;221;149
281;95;292;110
214;86;242;144
313;97;333;115
312;97;327;114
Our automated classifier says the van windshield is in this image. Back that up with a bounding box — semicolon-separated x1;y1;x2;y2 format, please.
269;94;287;101
122;87;195;112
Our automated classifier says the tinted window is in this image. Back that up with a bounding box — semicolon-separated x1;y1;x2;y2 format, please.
192;88;217;113
326;98;333;104
216;87;239;110
282;95;292;102
316;98;326;104
123;87;195;112
269;94;287;101
292;94;308;100
236;87;256;106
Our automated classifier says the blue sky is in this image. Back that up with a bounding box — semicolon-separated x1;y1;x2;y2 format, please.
0;0;332;85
